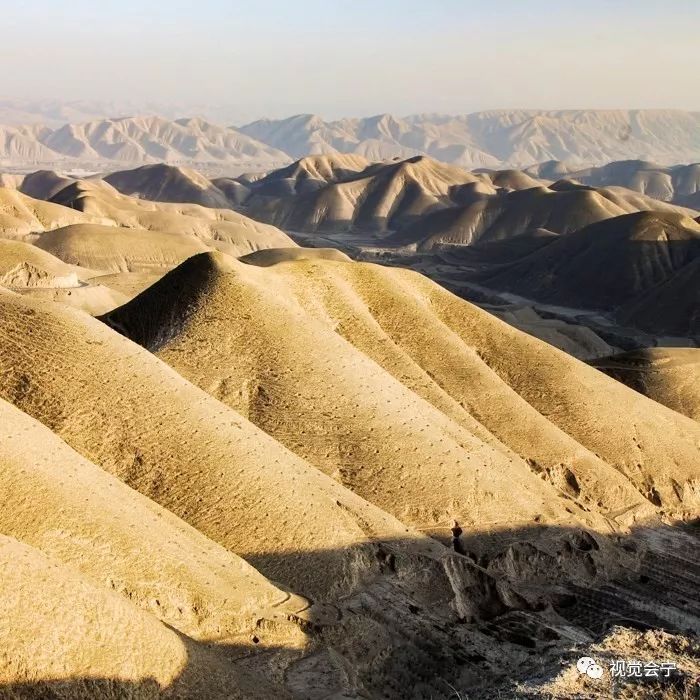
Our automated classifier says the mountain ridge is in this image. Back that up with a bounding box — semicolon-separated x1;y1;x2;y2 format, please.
239;109;700;168
2;109;700;171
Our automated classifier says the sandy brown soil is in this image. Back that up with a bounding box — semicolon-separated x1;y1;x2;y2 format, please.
0;170;698;699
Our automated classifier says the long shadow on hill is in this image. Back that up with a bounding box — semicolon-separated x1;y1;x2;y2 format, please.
477;237;699;311
263;208;436;236
345;236;700;350
2;521;698;699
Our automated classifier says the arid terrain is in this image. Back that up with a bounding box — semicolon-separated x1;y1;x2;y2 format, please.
2;109;700;174
0;144;698;699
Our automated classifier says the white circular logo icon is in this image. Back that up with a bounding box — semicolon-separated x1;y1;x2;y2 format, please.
577;657;604;680
577;657;595;674
587;663;604;679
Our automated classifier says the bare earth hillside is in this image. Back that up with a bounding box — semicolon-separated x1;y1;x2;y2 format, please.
0;156;698;698
0;180;294;314
103;252;700;524
537;160;700;206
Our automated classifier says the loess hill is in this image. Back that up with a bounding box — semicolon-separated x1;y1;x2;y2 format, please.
0;155;699;698
103;250;700;525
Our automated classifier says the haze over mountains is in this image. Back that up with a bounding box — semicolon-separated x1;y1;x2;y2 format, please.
0;99;253;128
3;109;700;173
0;116;290;170
525;159;700;207
240;110;700;168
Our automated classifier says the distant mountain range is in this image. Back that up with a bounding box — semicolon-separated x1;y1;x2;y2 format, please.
239;110;700;168
527;160;700;208
1;109;700;171
0;116;290;170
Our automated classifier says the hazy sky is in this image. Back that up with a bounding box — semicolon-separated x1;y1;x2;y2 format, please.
2;0;699;123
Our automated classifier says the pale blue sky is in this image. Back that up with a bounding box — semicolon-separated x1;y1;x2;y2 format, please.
2;0;698;122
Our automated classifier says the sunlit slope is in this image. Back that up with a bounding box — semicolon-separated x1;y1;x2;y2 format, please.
0;238;94;287
4;177;298;273
0;238;131;314
103;252;700;526
0;397;303;642
0;290;451;599
246;156;482;233
0;534;188;694
249;153;373;195
236;154;696;244
239;246;353;267
0;536;285;699
0;187;105;239
104;252;590;533
33;223;211;272
11;283;131;316
48;180;295;253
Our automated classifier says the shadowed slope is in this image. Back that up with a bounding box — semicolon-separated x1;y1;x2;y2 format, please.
593;348;700;421
18;170;77;200
232;156;696;248
482;211;700;310
616;255;700;337
105;163;234;208
563;159;700;205
0;535;288;699
245;155;483;233
390;184;693;250
2;523;699;699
